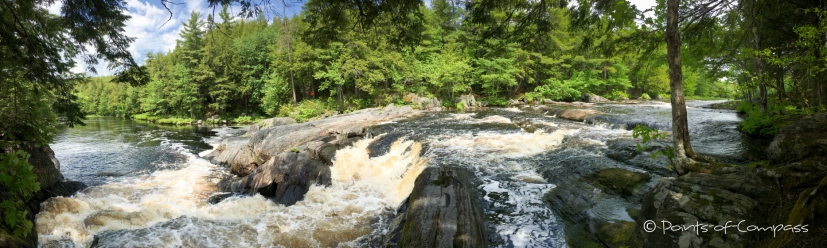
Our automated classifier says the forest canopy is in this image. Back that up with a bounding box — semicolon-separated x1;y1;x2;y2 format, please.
72;0;749;122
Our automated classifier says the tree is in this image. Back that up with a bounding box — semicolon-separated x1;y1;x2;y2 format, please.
665;0;697;174
1;0;141;240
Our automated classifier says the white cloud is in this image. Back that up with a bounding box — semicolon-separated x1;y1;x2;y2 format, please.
46;1;62;15
76;0;213;76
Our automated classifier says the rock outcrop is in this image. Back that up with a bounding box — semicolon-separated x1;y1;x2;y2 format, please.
768;112;827;164
202;104;419;177
545;166;654;248
384;167;487;248
583;92;610;103
457;94;479;110
245;117;295;135
635;112;827;247
1;143;87;248
224;134;362;206
404;93;442;110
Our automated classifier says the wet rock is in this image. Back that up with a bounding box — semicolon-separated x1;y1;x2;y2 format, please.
202;104;419;177
545;179;644;248
606;139;674;176
387;167;487;248
595;220;639;248
591;168;652;197
582;92;610;103
229;136;361;206
206;192;244;205
232;149;328;206
16;143;64;189
558;109;601;122
768;112;827;163
533;106;602;122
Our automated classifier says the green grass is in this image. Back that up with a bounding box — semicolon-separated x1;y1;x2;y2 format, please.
156;117;195;125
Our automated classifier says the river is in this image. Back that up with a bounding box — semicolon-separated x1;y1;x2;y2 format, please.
37;100;766;247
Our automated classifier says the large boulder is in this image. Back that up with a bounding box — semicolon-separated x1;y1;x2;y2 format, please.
768;112;827;163
457;94;479;110
558;109;601;122
18;142;63;189
226;135;361;206
385;167;487;248
202;104;419;177
583;92;610;103
404;93;442;110
532;106;602;122
636;167;768;248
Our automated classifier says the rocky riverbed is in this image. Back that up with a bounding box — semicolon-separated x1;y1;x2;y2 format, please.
18;100;825;247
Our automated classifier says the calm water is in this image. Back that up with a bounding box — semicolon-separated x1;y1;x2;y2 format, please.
51;117;241;186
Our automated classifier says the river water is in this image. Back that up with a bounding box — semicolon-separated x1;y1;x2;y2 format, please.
38;100;765;247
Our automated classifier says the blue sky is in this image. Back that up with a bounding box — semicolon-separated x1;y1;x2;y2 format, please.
46;0;656;76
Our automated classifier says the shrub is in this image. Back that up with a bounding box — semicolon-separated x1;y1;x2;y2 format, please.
156;117;194;125
608;90;629;101
641;93;651;100
737;102;786;138
232;116;254;124
0;150;40;238
280;100;329;123
456;101;466;112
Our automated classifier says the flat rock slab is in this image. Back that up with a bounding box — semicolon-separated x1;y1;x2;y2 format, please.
203;104;419;177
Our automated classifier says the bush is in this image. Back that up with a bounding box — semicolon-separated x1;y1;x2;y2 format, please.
456;101;466;112
608;90;629;101
232;116;252;124
737;103;782;138
484;96;509;106
0;150;40;238
279;100;330;123
641;93;651;100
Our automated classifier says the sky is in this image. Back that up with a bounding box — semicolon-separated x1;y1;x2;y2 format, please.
47;0;657;76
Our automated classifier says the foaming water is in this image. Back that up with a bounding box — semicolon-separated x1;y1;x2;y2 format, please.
428;130;573;247
38;137;428;247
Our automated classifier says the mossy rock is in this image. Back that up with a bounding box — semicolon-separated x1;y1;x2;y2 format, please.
562;220;603;248
0;227;34;248
764;174;827;248
596;221;640;248
591;168;651;196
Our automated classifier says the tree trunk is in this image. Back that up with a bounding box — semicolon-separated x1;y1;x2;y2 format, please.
666;0;696;174
776;72;785;101
283;1;297;106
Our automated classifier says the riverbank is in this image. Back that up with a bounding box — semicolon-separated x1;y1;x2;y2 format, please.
544;111;827;247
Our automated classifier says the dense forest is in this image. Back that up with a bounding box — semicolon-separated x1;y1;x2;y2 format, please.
74;0;746;124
